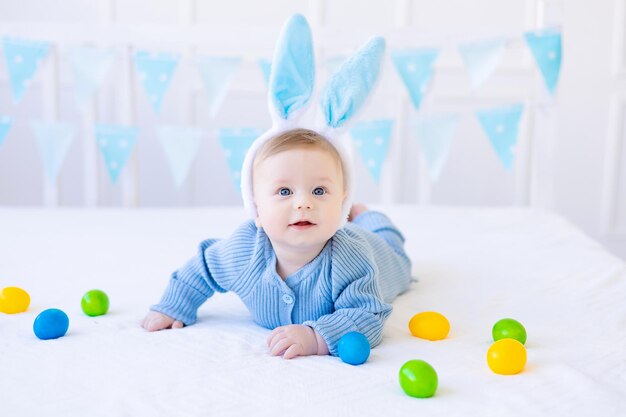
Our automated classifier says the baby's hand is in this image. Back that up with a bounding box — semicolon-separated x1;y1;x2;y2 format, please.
267;324;323;359
141;311;184;332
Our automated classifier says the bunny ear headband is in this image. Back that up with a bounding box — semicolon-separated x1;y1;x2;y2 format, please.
240;13;386;227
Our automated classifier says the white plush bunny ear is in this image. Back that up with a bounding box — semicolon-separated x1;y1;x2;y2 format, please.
268;13;315;123
320;37;386;131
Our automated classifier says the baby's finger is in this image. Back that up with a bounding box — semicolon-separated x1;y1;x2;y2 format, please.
283;344;303;360
172;320;184;329
270;337;293;356
267;327;285;346
268;330;289;349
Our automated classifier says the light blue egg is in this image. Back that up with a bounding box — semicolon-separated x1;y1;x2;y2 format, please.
33;308;69;340
338;331;370;365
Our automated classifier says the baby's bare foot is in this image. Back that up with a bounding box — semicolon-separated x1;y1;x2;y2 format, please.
348;203;368;222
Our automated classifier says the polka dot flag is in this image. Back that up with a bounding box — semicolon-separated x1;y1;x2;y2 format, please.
457;38;507;91
95;124;140;183
30;121;76;182
0;116;12;148
157;125;203;188
2;36;51;103
524;29;562;95
218;128;264;190
349;119;393;183
133;50;180;113
476;103;525;171
390;48;440;110
412;113;460;181
258;58;272;86
196;56;241;118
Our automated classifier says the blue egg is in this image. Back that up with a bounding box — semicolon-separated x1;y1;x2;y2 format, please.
33;308;69;340
338;331;370;365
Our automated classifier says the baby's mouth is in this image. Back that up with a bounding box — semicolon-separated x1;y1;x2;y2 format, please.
290;221;315;226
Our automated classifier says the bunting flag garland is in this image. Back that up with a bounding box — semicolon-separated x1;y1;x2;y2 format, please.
133;50;180;113
391;48;440;109
68;46;116;111
349;119;393;183
157;126;203;188
197;56;242;118
30;121;76;182
2;37;51;102
218;128;263;189
0;27;562;195
95;124;140;183
458;38;507;90
326;55;347;75
476;103;524;170
258;58;272;85
412;113;460;181
524;29;562;94
0;115;12;148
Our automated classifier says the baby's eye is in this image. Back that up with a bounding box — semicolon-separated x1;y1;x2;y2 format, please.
278;187;292;196
312;187;326;196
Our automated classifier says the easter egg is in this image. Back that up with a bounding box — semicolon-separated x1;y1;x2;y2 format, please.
33;308;69;340
492;318;527;344
399;360;438;398
338;331;370;365
0;286;31;314
487;338;527;375
408;311;450;341
81;289;110;317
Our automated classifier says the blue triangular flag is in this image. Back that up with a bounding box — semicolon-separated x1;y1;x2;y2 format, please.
524;29;562;94
95;124;139;183
2;37;51;102
197;56;241;118
69;46;116;111
458;38;507;90
0;115;12;148
391;48;439;109
133;50;179;112
476;103;524;170
30;121;76;182
258;58;272;86
412;113;460;181
326;55;347;75
157;126;203;188
349;119;393;183
218;128;263;189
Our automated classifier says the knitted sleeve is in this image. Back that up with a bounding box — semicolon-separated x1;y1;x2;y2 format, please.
150;220;258;325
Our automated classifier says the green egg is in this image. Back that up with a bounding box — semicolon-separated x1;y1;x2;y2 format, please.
399;359;438;398
492;318;527;345
81;289;110;317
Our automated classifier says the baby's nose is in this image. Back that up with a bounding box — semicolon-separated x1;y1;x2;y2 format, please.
294;195;313;210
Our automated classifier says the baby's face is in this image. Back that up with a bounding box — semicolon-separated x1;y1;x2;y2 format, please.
253;146;346;253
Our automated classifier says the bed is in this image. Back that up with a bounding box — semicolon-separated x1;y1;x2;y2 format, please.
1;205;625;416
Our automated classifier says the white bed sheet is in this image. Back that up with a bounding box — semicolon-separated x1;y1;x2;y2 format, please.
1;206;625;416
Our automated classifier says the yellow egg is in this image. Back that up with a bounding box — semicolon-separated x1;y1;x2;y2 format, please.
0;286;31;314
408;311;450;341
487;338;527;375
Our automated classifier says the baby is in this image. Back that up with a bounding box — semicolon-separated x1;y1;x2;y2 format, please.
142;128;412;359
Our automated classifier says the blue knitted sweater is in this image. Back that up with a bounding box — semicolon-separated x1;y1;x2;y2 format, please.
151;211;412;355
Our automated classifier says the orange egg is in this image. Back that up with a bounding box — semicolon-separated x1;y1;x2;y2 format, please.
408;311;450;341
0;286;31;314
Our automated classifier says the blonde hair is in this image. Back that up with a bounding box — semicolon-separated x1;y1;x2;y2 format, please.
253;128;345;186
